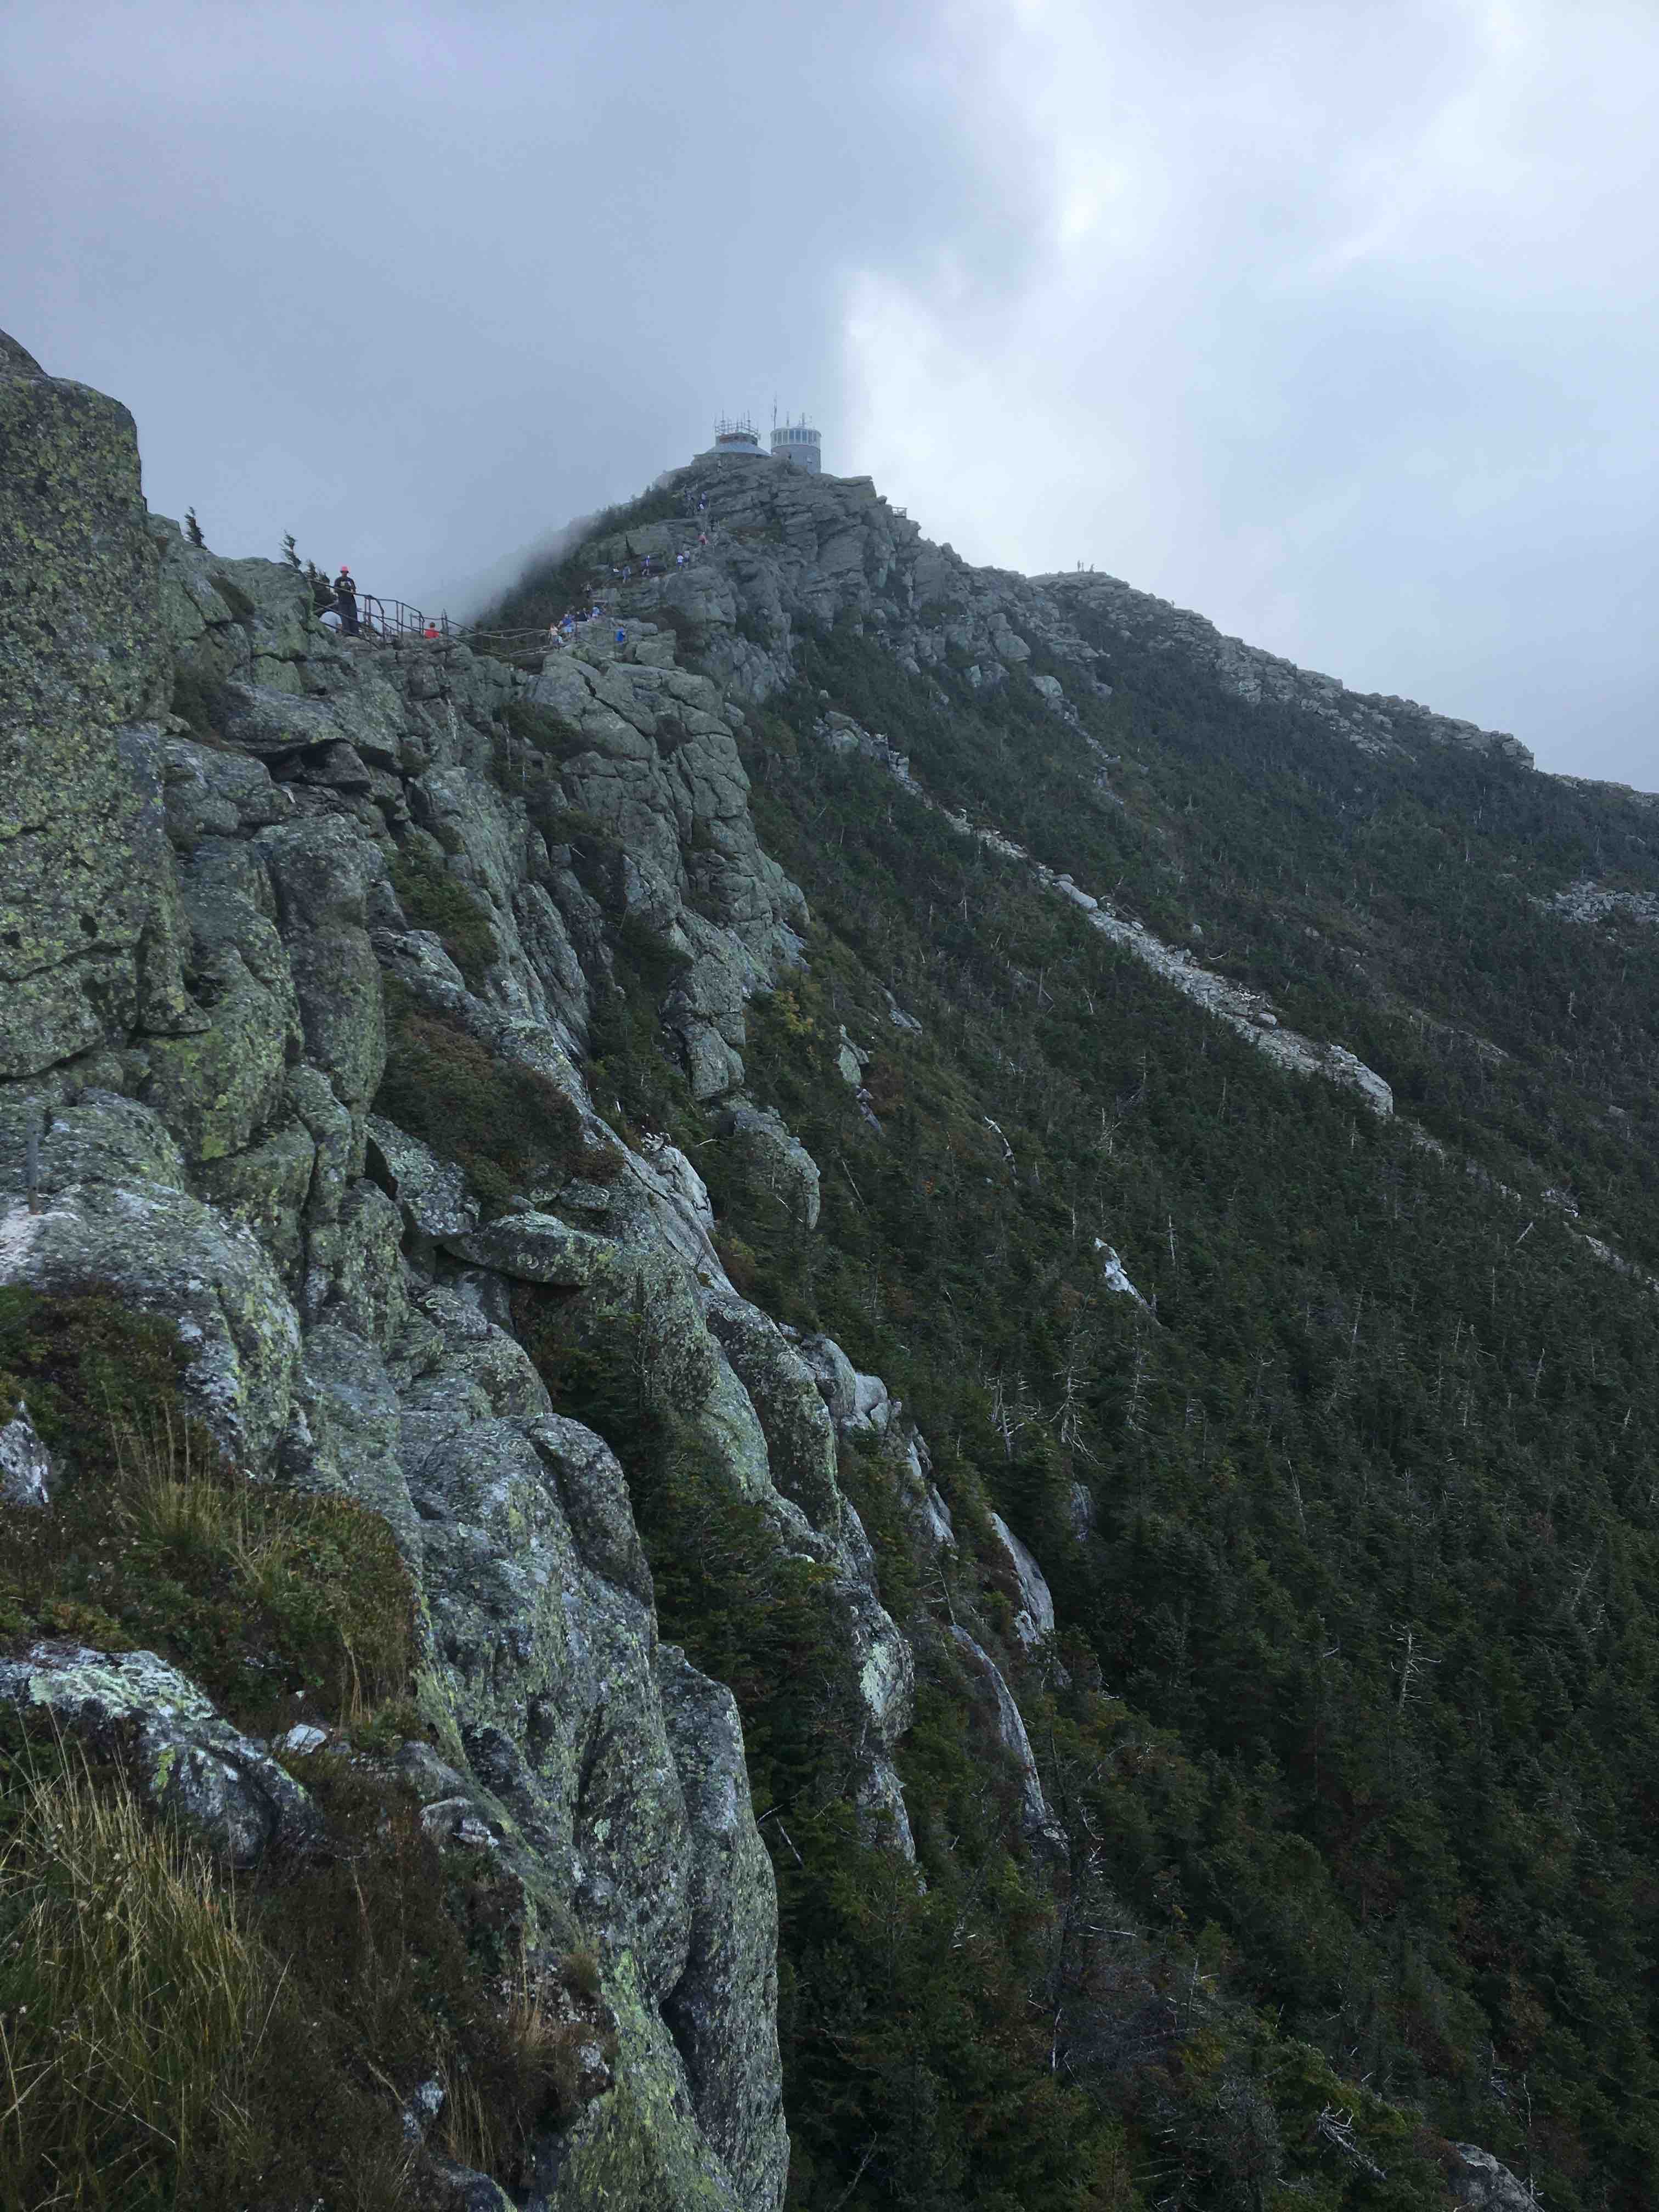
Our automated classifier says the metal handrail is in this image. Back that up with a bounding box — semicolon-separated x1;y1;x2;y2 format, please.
357;592;449;641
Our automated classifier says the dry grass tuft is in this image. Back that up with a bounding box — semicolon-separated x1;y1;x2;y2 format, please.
0;1747;279;2210
112;1400;251;1559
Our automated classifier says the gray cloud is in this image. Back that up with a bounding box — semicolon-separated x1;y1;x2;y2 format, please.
4;0;1654;781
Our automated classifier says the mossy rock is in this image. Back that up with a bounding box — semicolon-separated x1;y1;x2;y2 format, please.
0;1286;417;1734
390;840;497;990
504;697;590;764
374;982;612;1214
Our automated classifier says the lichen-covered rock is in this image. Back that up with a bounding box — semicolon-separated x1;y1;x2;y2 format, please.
156;538;319;695
366;1113;479;1254
704;1293;840;1537
0;334;195;1078
283;1321;421;1568
221;681;352;758
525;650;806;1100
0;1084;187;1200
287;1061;356;1222
659;1646;788;2212
0;390;934;2202
194;1118;316;1278
985;1509;1057;1652
162;735;291;850
947;1626;1063;1854
257;817;388;1113
0;1641;320;1865
397;1391;694;1991
523;1413;653;1607
304;1178;408;1343
142;840;301;1161
0;1400;52;1506
415;1283;554;1420
0;1099;300;1468
792;1330;890;1437
1449;2145;1542;2210
709;1101;820;1228
531;1953;741;2212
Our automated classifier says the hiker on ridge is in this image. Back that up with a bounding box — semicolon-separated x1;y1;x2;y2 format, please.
334;567;359;636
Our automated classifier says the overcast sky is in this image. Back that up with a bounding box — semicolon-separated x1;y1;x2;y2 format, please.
5;0;1656;786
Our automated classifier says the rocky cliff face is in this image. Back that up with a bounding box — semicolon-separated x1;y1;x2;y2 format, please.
0;334;953;2208
0;333;196;1080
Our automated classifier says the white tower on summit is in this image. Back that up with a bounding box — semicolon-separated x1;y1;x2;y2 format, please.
770;413;821;473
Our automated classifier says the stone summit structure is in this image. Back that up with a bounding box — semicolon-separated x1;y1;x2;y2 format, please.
698;410;822;472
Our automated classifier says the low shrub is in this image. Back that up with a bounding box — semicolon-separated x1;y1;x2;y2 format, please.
375;981;618;1211
503;696;589;763
390;843;497;990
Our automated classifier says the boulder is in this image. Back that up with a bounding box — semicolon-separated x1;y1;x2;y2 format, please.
710;1101;820;1230
986;1510;1056;1651
366;1114;478;1252
0;1401;52;1507
1449;2146;1541;2211
219;682;348;758
0;1641;320;1866
792;1331;890;1437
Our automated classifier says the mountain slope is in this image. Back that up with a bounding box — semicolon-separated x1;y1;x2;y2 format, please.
489;452;1659;2209
4;330;1658;2212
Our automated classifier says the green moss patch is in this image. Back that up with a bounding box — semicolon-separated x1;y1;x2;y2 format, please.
168;665;236;742
234;1765;608;2203
375;980;618;1212
503;696;590;764
390;840;497;990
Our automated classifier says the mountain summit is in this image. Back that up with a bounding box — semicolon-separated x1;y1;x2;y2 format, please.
4;331;1658;2211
